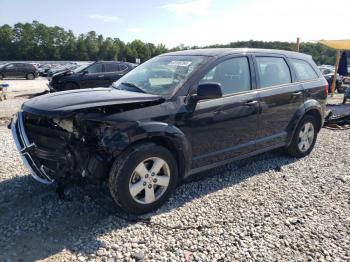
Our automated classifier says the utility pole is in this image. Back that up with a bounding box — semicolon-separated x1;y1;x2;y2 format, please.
331;50;341;96
295;37;300;52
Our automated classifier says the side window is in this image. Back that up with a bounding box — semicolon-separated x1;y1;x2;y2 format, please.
86;63;103;73
104;63;120;73
256;57;291;88
6;64;15;69
290;59;318;81
200;57;251;95
118;64;128;71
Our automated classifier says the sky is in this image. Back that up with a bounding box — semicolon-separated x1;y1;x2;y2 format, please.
1;0;350;48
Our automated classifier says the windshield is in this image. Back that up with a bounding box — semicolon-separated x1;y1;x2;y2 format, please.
112;55;206;96
74;63;92;73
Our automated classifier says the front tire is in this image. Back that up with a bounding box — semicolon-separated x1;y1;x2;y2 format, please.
108;143;178;214
0;74;4;80
286;115;318;158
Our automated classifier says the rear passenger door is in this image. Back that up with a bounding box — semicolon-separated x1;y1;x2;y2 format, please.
80;62;105;88
253;55;304;149
103;63;126;86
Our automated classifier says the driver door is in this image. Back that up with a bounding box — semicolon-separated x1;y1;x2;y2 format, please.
183;56;259;170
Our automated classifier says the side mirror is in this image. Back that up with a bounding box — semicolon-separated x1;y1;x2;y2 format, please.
82;70;88;75
192;83;222;101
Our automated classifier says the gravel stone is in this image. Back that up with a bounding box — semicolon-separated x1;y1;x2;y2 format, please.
0;122;350;261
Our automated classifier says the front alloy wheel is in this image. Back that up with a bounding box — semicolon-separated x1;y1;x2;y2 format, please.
129;157;171;204
108;143;178;214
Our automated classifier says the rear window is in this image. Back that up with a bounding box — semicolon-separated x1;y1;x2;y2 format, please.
256;57;292;88
290;59;318;81
118;64;128;71
24;64;34;70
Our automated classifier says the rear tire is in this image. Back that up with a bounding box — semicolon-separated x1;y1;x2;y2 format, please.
286;115;318;158
108;143;178;214
343;97;347;104
26;73;35;80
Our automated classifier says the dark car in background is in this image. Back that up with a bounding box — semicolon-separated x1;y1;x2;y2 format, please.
11;49;327;214
48;61;137;92
0;62;38;80
47;63;80;77
318;66;344;93
38;64;60;77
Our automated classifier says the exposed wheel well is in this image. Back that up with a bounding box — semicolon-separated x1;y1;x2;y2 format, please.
304;109;322;131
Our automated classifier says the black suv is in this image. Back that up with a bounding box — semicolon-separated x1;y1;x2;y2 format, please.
11;49;327;214
48;61;136;92
0;62;38;80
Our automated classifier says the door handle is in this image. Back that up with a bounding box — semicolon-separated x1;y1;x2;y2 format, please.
245;100;258;106
97;75;105;78
292;91;303;96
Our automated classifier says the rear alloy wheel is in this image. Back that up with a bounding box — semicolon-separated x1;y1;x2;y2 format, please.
297;122;314;153
286;115;318;158
26;73;35;80
108;143;178;214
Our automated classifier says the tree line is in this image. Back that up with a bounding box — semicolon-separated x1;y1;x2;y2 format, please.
0;21;339;65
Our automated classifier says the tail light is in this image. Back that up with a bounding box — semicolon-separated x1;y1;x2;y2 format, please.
325;83;329;96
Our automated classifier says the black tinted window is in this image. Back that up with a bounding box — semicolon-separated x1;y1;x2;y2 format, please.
290;59;318;81
200;57;251;95
104;63;120;72
256;57;291;88
6;64;15;69
86;63;103;73
118;64;128;71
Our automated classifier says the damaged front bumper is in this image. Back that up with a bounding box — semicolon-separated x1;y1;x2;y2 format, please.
11;112;55;184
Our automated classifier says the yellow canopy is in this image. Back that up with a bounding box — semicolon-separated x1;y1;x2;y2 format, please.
317;39;350;50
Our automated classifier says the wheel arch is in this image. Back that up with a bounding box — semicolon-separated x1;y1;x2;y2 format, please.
104;121;192;181
286;100;324;145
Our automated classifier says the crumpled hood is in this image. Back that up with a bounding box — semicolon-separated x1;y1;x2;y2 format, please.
22;88;163;117
51;69;73;78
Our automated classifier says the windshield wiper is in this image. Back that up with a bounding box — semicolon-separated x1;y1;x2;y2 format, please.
120;82;147;93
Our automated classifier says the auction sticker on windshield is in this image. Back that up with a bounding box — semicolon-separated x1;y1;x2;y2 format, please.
168;61;192;67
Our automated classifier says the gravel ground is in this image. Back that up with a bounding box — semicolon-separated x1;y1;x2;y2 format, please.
0;123;349;261
0;78;48;121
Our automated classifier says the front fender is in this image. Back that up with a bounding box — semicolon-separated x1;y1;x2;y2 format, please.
101;121;192;177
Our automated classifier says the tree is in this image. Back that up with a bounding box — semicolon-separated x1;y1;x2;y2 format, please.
0;24;15;60
0;20;341;65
